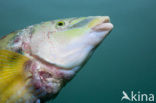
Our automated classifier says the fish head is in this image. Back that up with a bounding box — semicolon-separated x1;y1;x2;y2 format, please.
28;16;113;98
30;16;113;69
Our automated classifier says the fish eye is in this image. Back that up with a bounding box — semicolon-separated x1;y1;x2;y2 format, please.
57;21;65;26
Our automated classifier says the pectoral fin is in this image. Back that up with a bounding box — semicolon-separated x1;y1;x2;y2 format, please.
0;50;30;103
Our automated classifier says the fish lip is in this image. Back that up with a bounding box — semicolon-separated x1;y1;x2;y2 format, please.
91;19;114;32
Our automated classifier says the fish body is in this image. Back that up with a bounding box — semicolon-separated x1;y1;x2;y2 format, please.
0;16;113;103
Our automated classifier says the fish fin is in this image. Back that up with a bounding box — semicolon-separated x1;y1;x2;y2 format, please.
0;50;30;102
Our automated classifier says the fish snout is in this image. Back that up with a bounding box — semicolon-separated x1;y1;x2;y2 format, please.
91;16;114;32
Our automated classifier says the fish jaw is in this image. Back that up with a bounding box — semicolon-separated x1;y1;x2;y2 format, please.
88;16;113;45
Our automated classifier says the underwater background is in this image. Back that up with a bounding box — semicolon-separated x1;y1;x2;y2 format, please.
0;0;156;103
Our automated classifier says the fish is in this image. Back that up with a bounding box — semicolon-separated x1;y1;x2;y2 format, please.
0;16;113;103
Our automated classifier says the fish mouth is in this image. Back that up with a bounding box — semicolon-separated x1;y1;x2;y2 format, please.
91;16;113;32
84;16;113;47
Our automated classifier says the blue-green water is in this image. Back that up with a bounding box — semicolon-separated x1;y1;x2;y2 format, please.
0;0;156;103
